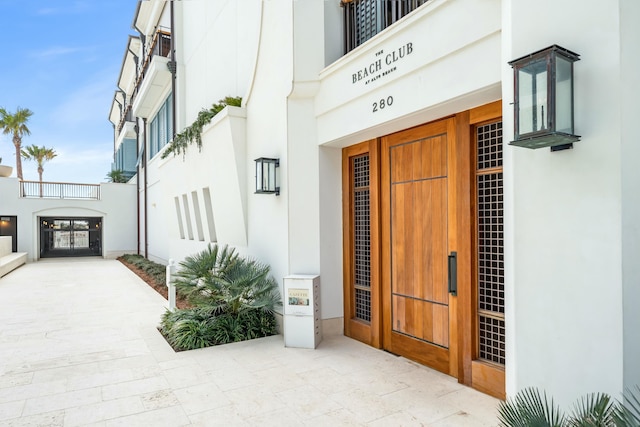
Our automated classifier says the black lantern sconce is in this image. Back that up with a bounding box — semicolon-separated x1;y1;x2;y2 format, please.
509;45;580;151
254;157;280;196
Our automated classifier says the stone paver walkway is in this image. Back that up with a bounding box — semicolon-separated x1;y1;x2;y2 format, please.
0;259;499;426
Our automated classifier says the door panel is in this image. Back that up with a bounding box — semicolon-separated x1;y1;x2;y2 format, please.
382;118;458;375
342;140;381;348
391;178;448;338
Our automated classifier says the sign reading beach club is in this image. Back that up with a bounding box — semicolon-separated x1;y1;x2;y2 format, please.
352;42;414;85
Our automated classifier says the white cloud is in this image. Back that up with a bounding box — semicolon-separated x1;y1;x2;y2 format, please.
30;46;86;59
36;2;90;16
51;72;117;127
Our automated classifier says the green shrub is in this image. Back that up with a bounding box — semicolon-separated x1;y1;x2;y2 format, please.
158;244;281;351
119;254;166;286
160;307;277;351
161;96;242;159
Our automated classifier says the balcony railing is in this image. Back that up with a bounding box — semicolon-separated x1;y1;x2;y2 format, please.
116;104;133;133
343;0;429;53
20;181;101;200
133;29;172;99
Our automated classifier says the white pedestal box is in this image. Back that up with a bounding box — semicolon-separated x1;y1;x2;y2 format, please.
283;275;321;349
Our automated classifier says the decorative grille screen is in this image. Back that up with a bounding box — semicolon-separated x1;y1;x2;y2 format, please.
476;121;505;365
479;315;506;365
353;155;371;322
477;121;503;170
355;288;372;322
477;173;504;314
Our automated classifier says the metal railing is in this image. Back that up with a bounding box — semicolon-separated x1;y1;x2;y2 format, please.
342;0;429;53
20;181;101;200
133;29;172;99
116;104;133;133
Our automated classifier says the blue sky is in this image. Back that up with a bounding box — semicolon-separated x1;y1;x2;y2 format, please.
0;1;137;183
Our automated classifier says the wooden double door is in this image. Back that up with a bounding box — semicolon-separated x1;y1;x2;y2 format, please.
343;103;504;398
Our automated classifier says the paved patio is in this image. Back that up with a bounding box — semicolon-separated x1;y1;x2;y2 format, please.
0;259;500;426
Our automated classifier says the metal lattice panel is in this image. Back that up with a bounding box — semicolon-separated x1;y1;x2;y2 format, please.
354;155;370;188
477;121;503;170
355;288;372;322
476;120;505;367
479;315;505;365
477;172;504;314
354;190;371;288
353;154;371;322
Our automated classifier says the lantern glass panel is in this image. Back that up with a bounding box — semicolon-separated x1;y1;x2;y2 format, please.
255;161;264;192
265;162;276;192
518;58;548;135
555;55;573;134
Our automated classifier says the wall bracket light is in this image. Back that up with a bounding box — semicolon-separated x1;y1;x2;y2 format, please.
509;45;580;151
254;157;280;196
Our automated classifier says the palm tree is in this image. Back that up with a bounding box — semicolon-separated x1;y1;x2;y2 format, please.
0;107;34;180
21;145;57;182
21;145;57;197
105;169;128;183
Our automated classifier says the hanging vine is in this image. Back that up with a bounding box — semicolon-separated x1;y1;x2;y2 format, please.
161;96;242;159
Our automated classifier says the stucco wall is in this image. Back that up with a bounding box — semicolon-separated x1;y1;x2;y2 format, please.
619;0;640;394
504;0;629;406
0;178;137;261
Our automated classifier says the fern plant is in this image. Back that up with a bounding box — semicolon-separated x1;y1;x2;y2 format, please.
161;96;242;159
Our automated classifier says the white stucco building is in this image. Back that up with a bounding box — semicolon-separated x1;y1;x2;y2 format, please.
104;0;639;405
0;178;137;260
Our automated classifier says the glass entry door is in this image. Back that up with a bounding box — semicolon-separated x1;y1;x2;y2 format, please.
40;217;102;258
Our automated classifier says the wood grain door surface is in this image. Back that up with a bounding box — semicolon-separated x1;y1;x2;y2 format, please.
381;118;457;375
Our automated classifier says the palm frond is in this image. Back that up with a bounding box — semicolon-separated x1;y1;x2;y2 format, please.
567;393;615;427
173;244;239;306
498;387;564;427
615;386;640;427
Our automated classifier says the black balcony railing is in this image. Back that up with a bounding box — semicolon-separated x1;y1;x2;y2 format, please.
343;0;429;53
133;29;172;98
116;104;133;133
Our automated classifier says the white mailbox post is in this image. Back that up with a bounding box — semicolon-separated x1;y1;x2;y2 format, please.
166;259;177;311
283;275;321;349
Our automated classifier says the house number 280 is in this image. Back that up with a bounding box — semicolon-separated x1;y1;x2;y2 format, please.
372;96;394;113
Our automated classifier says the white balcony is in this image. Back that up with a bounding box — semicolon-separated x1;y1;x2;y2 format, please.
132;56;172;119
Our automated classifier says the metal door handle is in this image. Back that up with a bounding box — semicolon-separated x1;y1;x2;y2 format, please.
448;251;457;296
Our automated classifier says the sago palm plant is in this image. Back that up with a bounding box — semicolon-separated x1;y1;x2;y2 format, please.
498;387;640;427
173;244;281;315
615;386;640;427
172;243;239;307
162;244;281;350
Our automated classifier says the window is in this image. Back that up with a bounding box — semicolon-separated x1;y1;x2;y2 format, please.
149;93;173;159
114;138;137;178
343;0;429;52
